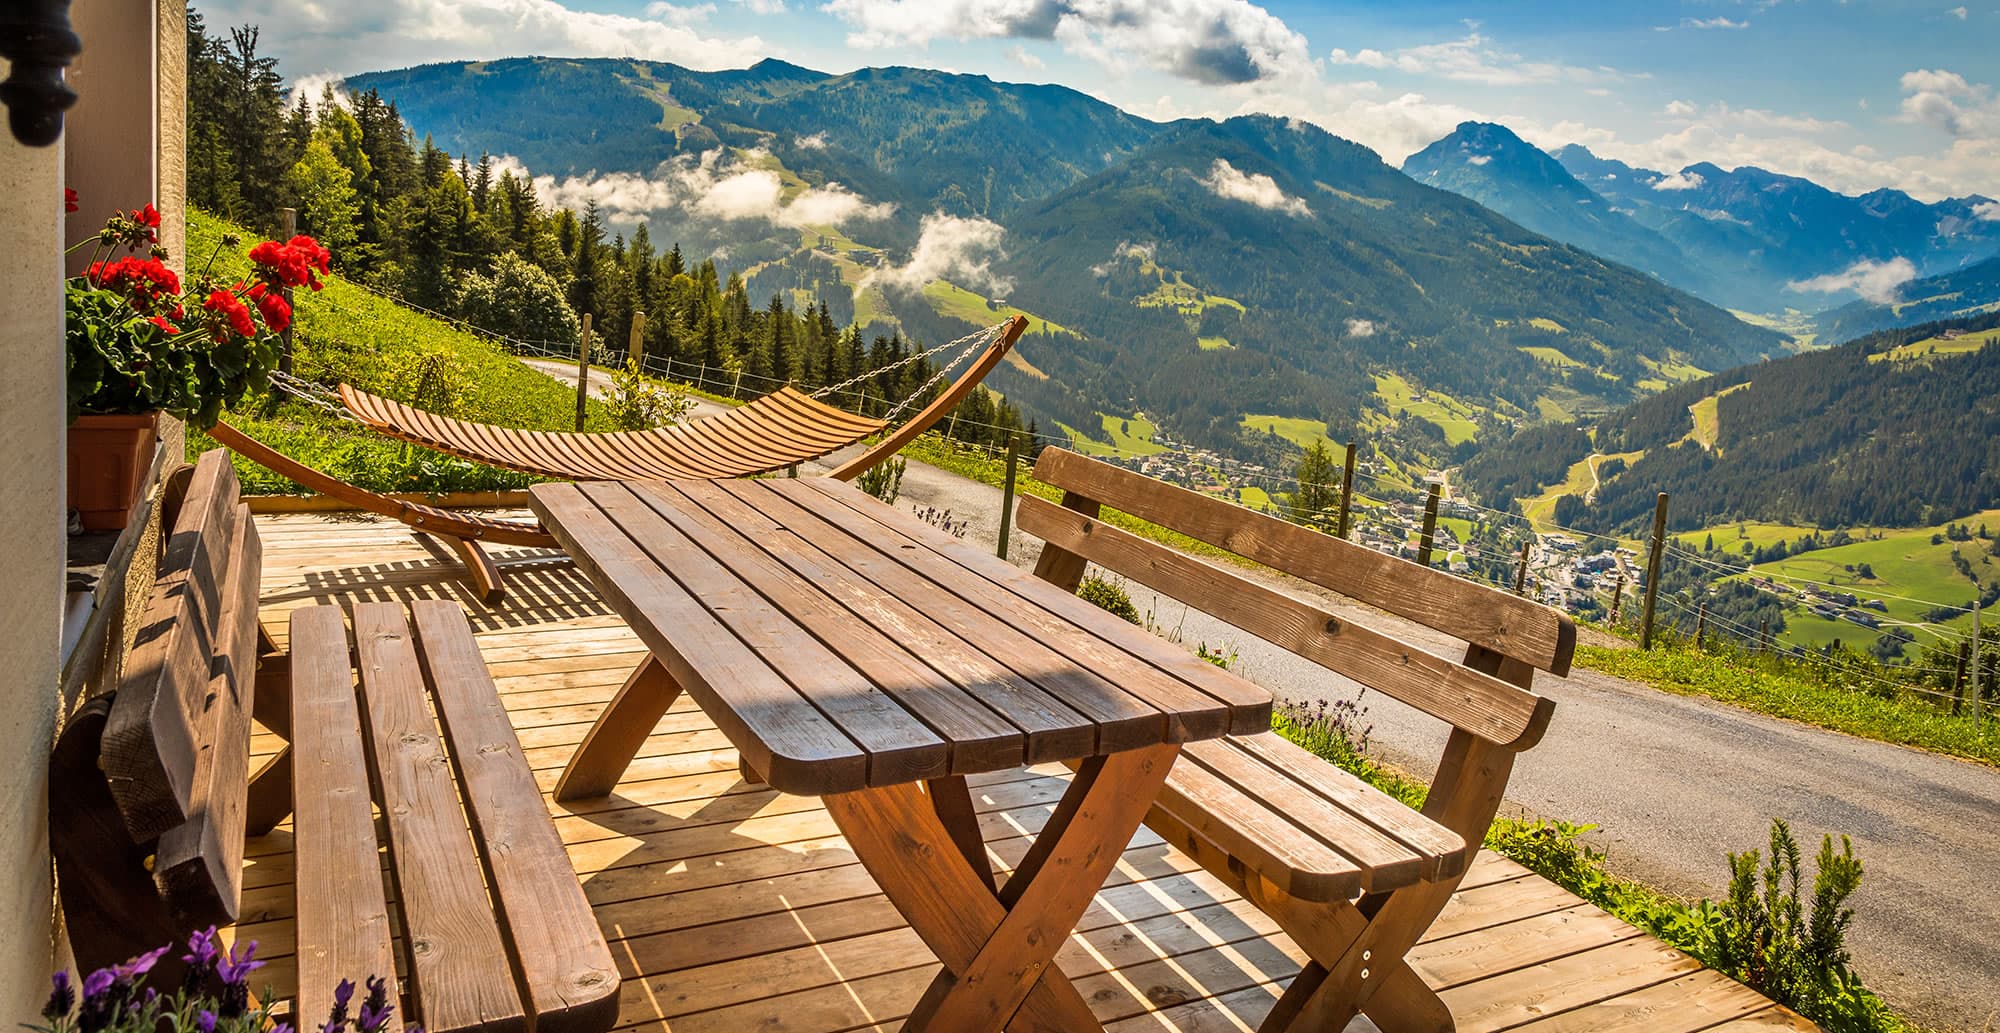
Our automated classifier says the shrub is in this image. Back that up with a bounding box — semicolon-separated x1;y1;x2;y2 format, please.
456;253;581;350
605;359;695;431
858;456;907;504
1077;573;1140;624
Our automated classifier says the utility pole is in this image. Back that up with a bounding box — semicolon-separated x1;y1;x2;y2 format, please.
1416;484;1441;567
1335;440;1358;539
1640;493;1670;650
574;313;593;431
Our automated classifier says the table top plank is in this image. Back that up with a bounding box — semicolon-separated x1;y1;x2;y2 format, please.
634;480;1025;775
580;482;950;788
528;484;869;795
782;479;1271;737
726;479;1180;751
690;480;1102;763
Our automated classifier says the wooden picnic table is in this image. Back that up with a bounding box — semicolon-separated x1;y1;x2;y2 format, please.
528;477;1273;1032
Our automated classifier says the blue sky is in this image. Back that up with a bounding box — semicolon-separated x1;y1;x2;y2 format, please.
211;0;1999;200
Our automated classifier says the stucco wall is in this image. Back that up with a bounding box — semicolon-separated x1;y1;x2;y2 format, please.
0;111;68;1020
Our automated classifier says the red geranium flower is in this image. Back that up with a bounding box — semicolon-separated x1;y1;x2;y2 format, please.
249;234;332;291
64;188;78;214
131;204;161;229
204;290;256;339
253;290;291;334
147;315;181;336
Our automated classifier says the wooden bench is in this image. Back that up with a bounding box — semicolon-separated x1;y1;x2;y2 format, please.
51;449;619;1033
1017;448;1572;1033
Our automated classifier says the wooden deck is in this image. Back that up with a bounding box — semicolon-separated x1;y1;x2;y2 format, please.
239;509;1817;1033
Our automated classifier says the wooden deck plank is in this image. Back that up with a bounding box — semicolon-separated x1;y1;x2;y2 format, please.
238;511;1815;1033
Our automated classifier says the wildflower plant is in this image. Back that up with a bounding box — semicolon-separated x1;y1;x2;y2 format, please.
64;193;328;428
29;931;417;1033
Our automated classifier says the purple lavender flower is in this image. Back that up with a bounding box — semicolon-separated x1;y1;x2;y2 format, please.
182;926;222;981
195;1009;217;1033
355;976;395;1033
42;971;74;1020
80;969;115;1001
111;945;171;987
217;941;263;987
271;1023;293;1033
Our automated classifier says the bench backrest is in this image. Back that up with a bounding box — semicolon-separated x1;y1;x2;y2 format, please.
1017;448;1569;750
58;448;263;935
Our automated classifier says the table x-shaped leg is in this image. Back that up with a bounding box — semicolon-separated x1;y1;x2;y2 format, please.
825;743;1182;1032
554;653;682;801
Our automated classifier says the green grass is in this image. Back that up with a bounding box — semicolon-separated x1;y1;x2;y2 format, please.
1056;412;1168;458
1518;345;1583;367
185;210;610;495
1372;372;1480;446
1239;486;1274;511
1867;326;2000;363
1519;450;1642;530
1526;316;1567;333
920;279;1071;337
1196;336;1234;350
1687;381;1751;449
1677;521;1824;554
1742;517;2000;642
1579;642;2000;769
1239;414;1337;452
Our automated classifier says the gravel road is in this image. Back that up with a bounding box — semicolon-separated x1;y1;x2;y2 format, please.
526;361;2000;1030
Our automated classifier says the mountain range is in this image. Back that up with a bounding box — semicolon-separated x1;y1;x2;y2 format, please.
345;58;1795;465
1404;122;2000;317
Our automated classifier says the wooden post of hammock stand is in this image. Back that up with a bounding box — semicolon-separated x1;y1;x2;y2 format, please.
575;312;593;432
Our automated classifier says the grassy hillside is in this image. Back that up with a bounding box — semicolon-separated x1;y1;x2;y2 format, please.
186;210;611;494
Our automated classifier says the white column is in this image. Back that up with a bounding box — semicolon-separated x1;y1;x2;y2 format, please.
0;118;67;1015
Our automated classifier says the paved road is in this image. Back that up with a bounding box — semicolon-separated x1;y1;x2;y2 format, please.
832;443;2000;1033
526;362;2000;1030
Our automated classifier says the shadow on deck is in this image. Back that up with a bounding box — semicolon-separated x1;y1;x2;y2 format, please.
239;510;1816;1033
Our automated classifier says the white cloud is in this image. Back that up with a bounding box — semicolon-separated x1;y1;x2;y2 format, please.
822;0;1312;85
1652;169;1706;191
1198;159;1311;216
1787;257;1918;304
1007;44;1046;70
196;0;767;74
1344;318;1377;337
866;213;1013;295
1091;239;1156;275
495;150;894;230
1975;201;2000;221
287;73;352;110
1681;16;1749;29
1899;68;2000;137
1949;5;1969;18
1465;154;1491;166
794;132;829;150
1663;99;1697;118
1329;32;1631;87
737;0;787;12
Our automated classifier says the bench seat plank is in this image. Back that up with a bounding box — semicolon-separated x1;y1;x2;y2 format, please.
352;603;526;1033
1230;733;1467;872
291;606;402;1033
411;601;620;1033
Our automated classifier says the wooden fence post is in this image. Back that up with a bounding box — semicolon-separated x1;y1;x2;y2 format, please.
1759;617;1771;654
629;309;646;369
1336;440;1358;539
1640;492;1670;650
1953;641;1970;716
997;435;1021;561
1695;600;1708;650
276;207;296;376
1514;541;1531;596
1972;599;1984;724
574;312;593;432
1416;483;1441;567
1609;578;1625;624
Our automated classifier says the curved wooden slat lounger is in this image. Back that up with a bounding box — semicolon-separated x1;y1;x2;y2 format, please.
216;316;1028;604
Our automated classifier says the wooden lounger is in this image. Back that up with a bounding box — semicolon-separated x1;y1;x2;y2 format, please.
1018;448;1572;1032
215;316;1029;604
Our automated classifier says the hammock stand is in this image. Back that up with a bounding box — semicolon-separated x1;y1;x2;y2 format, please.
211;315;1028;603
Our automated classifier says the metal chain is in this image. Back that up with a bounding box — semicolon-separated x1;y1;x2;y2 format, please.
879;325;1002;423
265;369;359;422
809;321;1005;403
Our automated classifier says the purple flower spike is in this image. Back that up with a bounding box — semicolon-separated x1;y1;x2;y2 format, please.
196;1009;218;1033
333;978;356;1011
217;941;264;987
112;945;171;986
271;1023;293;1033
80;969;116;1001
356;977;395;1033
43;971;74;1020
182;926;222;978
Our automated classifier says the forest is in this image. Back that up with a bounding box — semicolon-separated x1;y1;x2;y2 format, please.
184;14;1036;448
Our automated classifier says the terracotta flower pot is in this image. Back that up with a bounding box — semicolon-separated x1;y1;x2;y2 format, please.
68;411;161;531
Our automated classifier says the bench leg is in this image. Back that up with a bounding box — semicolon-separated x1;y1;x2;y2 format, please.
554;653;682;801
246;647;297;835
